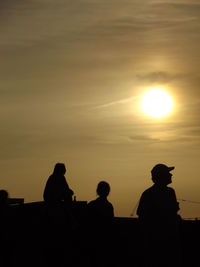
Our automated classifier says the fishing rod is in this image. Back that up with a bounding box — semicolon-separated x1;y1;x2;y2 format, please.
178;198;200;204
130;200;139;217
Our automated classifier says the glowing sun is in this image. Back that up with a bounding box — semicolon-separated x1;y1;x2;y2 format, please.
141;88;173;118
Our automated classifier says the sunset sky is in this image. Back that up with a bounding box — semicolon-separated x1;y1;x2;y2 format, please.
1;0;200;218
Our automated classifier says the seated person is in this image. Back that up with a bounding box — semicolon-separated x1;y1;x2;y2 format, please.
43;163;74;205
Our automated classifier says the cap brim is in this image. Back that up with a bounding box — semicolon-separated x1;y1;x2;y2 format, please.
168;166;175;171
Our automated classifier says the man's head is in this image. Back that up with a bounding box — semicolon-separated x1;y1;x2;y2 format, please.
151;163;174;185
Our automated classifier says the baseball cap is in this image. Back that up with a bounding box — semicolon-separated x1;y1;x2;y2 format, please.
151;163;175;177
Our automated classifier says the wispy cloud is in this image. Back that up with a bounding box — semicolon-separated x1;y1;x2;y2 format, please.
93;96;136;109
136;71;181;84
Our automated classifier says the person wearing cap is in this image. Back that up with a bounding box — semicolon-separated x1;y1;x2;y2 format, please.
136;164;182;267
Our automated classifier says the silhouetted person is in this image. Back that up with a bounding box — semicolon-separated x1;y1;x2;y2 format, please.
43;163;75;267
0;189;9;212
88;181;114;222
87;181;114;267
137;164;182;267
0;190;11;266
43;163;74;204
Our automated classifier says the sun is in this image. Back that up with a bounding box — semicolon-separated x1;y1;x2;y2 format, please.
141;88;173;118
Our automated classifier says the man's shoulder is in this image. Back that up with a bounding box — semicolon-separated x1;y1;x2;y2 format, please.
138;186;155;203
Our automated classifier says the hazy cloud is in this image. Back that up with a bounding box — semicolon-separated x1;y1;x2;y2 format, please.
128;134;160;142
136;71;181;84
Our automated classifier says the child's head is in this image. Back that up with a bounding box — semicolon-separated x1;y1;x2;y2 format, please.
96;181;110;198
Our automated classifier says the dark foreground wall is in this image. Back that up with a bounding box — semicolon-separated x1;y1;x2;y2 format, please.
1;201;200;267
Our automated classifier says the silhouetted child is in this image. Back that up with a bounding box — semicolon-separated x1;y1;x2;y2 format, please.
88;181;114;223
87;181;114;267
137;164;182;267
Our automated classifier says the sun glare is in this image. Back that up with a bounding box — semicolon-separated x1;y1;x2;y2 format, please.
141;88;173;118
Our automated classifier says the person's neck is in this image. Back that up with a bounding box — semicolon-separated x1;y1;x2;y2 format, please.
99;196;107;200
154;183;168;189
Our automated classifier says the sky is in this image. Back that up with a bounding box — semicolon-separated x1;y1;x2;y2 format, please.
0;0;200;218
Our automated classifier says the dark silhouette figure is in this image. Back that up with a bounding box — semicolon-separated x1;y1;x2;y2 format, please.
0;190;11;266
137;164;182;267
43;163;75;267
0;189;9;211
87;181;114;222
87;181;114;267
43;163;74;204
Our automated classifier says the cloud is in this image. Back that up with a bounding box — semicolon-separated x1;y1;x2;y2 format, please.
128;134;160;142
94;96;136;109
1;0;199;50
152;1;200;10
136;71;181;84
